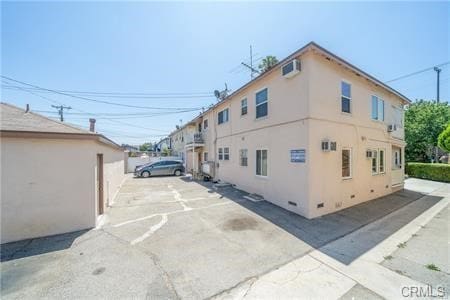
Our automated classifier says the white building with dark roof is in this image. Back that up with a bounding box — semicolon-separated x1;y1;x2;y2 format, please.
0;103;125;243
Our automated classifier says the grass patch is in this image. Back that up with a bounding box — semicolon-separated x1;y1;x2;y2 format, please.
384;255;393;260
397;242;407;248
426;264;441;272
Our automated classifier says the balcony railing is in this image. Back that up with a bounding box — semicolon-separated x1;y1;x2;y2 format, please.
185;132;204;145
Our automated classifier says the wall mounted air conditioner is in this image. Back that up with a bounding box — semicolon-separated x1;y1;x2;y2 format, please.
387;124;397;132
282;59;301;78
321;140;331;152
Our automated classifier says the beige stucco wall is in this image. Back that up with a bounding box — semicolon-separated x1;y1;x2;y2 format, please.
1;137;124;243
194;50;406;219
306;53;405;218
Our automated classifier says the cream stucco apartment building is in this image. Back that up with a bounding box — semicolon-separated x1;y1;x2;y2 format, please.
178;42;409;219
1;103;125;243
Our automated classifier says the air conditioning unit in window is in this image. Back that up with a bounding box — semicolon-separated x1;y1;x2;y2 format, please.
387;124;397;132
282;59;301;78
366;150;374;158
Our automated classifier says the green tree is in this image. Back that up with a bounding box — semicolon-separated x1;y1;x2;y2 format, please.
438;124;450;153
405;100;450;162
139;142;153;152
258;55;279;73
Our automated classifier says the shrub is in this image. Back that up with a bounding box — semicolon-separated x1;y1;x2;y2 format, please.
406;163;450;183
438;124;450;152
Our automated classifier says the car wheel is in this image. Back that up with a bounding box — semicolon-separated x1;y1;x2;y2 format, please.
141;171;150;178
174;169;182;176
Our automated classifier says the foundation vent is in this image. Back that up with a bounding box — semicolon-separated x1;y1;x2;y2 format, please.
288;201;297;206
317;203;324;208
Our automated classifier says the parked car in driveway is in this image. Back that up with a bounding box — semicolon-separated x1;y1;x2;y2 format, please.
134;160;185;177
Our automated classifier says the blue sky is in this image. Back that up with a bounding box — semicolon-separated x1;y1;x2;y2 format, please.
2;1;449;145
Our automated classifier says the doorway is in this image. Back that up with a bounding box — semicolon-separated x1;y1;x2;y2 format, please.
97;153;104;215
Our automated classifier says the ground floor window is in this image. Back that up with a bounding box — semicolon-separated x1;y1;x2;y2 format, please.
342;148;352;179
224;147;230;160
256;149;268;176
371;150;378;174
239;149;248;166
218;148;223;160
379;149;385;173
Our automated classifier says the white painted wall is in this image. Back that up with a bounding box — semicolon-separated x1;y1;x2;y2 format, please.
1;137;125;243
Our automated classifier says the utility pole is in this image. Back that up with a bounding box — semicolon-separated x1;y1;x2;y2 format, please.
51;105;72;122
434;67;441;103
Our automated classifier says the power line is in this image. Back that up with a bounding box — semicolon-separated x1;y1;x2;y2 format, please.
386;61;449;83
2;85;214;99
1;76;204;110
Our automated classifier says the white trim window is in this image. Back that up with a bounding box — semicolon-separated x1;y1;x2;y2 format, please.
241;98;248;116
379;149;385;173
371;96;385;121
203;119;208;129
239;149;248;166
218;108;229;125
341;81;351;113
342;148;352;179
255;88;268;119
204;152;208;162
371;149;378;174
218;148;223;160
224;147;230;160
256;149;268;176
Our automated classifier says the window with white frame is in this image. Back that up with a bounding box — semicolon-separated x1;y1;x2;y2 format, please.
371;96;385;121
256;88;268;119
218;148;223;160
204;152;208;162
224;147;230;160
218;108;229;124
256;149;268;176
371;150;378;174
241;98;248;116
379;149;385;173
341;82;351;113
393;148;402;169
203;119;208;129
239;149;248;166
342;148;352;178
394;106;403;127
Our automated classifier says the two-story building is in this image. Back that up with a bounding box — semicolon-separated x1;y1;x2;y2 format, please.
180;41;409;218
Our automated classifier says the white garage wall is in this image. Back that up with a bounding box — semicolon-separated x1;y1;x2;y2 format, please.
1;137;125;244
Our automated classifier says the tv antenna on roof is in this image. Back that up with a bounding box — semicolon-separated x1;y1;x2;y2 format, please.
241;45;260;80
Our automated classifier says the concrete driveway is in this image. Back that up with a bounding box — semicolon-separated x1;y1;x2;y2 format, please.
1;175;444;299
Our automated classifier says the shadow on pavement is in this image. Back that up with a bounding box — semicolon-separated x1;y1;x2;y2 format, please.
1;230;88;262
183;178;442;265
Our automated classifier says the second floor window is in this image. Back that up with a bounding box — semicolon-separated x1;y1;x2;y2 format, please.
241;98;248;116
371;96;385;121
204;152;208;161
256;88;268;119
218;108;229;124
203;119;208;129
218;148;223;160
341;81;351;113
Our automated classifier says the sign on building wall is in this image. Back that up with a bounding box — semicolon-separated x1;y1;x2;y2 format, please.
290;149;306;163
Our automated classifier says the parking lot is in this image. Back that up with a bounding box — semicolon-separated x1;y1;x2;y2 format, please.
1;175;443;299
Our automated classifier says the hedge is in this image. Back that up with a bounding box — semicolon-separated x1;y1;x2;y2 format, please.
406;163;450;183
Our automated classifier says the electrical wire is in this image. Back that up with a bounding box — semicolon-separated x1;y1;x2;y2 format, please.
386;62;449;83
1;76;204;110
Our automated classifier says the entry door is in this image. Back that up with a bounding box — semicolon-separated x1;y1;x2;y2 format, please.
97;154;104;215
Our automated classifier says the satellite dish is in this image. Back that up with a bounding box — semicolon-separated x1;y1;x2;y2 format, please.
214;90;220;99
